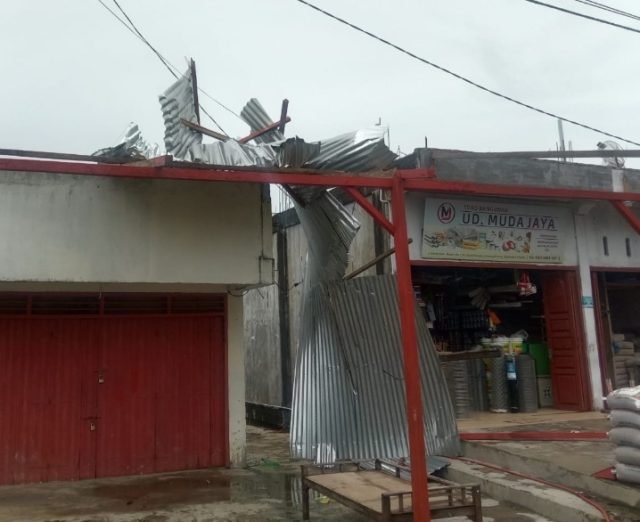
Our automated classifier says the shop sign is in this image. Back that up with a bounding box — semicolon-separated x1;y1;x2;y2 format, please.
422;197;571;264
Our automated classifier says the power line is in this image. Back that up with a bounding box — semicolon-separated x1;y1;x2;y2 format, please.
97;0;244;134
294;0;640;147
571;0;640;23
524;0;640;34
110;0;178;79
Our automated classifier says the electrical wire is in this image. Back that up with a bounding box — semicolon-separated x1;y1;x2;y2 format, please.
524;0;640;35
97;0;243;134
294;0;640;147
572;0;640;22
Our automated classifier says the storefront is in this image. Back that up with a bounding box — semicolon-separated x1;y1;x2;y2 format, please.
406;192;597;413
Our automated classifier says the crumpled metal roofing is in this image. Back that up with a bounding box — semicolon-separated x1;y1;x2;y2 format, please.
290;274;461;462
159;71;202;160
294;191;360;288
290;189;459;463
307;128;397;171
92;123;160;160
158;65;396;171
240;98;285;145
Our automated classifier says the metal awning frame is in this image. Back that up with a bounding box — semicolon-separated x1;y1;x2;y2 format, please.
1;153;640;522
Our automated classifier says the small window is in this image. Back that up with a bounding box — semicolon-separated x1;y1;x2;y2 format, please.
626;238;632;257
602;236;609;256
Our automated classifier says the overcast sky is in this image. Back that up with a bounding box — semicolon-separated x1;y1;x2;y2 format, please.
2;0;639;160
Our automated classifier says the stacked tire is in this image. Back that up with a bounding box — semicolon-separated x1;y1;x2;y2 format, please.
607;386;640;485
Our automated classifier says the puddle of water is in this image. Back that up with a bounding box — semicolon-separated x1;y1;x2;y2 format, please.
91;473;231;511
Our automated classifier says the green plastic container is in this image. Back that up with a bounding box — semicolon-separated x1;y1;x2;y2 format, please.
525;342;551;376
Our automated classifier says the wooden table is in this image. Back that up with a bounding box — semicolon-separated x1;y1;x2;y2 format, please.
301;460;482;521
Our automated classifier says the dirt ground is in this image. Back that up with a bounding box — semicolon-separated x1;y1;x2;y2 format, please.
0;425;558;522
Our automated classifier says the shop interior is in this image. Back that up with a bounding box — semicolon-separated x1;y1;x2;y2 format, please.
594;272;640;392
413;266;553;417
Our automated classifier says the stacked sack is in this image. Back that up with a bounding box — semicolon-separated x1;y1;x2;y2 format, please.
607;386;640;484
611;334;635;388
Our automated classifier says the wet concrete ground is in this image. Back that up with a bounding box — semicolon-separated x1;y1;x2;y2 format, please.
0;426;558;522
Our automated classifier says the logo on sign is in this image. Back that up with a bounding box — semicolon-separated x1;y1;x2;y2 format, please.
437;202;456;224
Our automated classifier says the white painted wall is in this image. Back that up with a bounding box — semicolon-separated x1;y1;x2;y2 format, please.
227;293;246;466
0;171;273;286
584;202;640;268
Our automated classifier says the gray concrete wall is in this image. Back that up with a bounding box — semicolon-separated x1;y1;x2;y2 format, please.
244;238;282;406
0;171;273;286
244;193;387;407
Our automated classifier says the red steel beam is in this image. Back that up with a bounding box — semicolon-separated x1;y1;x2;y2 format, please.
612;200;640;234
0;158;394;189
343;187;395;235
401;175;640;202
2;158;640;203
390;175;431;522
238;117;292;144
460;431;607;441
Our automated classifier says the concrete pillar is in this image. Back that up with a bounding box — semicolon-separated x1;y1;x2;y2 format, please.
574;209;604;410
227;292;247;466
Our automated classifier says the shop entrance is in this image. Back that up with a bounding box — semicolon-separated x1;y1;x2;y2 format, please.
593;271;640;394
412;265;590;413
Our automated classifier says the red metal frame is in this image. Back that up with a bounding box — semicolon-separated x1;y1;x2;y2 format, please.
390;176;431;521
3;154;640;521
612;200;640;234
343;187;395;235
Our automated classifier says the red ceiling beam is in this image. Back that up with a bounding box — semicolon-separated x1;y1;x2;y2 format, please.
343;187;395;235
2;157;640;203
0;158;394;189
612;201;640;234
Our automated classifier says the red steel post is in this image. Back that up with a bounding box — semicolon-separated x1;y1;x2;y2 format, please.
343;187;395;235
390;175;431;522
612;200;640;235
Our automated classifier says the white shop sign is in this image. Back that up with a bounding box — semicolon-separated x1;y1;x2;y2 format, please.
422;197;572;264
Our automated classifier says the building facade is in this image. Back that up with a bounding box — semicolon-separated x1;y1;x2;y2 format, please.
0;169;272;485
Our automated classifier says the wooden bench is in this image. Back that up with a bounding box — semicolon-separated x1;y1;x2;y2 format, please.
301;460;482;521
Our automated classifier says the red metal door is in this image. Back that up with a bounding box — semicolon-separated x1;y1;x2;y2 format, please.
0;293;226;485
96;315;226;477
0;318;98;484
542;272;590;411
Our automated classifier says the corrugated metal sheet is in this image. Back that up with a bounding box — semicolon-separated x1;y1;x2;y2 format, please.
306;128;396;172
193;140;276;167
290;275;460;462
240;98;285;145
294;191;360;289
159;70;202;160
92;123;160;161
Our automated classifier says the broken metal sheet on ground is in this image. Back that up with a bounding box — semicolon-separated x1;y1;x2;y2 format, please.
290;275;461;463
